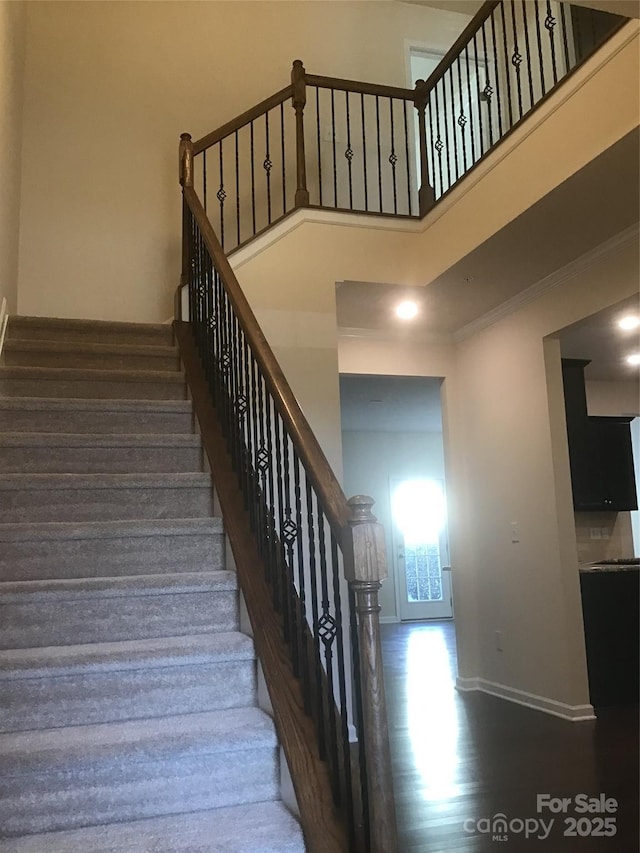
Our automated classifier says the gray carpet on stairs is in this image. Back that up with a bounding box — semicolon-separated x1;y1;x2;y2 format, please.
0;316;305;851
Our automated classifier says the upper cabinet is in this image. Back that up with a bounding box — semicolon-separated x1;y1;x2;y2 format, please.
561;359;638;512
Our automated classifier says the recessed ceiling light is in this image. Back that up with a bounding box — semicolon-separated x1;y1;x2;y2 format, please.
618;315;640;331
396;300;418;320
626;353;640;366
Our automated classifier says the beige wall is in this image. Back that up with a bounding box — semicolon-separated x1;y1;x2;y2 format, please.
586;379;639;416
16;0;469;322
0;0;26;315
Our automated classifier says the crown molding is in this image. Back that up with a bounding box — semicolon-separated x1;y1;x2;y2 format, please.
453;223;639;342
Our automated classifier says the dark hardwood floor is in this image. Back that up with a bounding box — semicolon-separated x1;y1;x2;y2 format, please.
381;621;639;852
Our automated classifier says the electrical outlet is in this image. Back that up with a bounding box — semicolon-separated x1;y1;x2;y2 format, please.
589;527;602;540
510;522;520;543
495;630;503;652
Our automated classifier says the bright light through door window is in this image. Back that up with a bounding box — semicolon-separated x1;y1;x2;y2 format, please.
392;479;445;546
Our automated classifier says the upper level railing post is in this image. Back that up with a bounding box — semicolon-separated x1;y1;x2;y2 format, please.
291;59;310;208
177;132;194;318
346;495;398;853
413;81;435;216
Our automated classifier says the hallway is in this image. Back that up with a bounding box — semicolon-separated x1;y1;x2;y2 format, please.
381;621;639;852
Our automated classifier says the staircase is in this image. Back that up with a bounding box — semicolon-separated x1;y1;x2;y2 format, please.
0;316;305;852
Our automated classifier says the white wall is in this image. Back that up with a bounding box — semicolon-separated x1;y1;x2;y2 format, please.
16;0;470;323
341;429;446;620
0;0;26;316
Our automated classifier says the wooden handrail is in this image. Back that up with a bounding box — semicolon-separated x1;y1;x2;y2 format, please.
183;184;352;539
192;85;293;155
305;73;415;101
414;0;500;96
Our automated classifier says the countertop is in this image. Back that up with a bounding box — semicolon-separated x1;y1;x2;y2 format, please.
580;559;640;573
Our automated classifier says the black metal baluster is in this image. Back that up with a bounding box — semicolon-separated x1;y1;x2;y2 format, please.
481;21;495;149
375;95;382;212
521;0;535;111
316;87;323;206
281;432;298;671
264;111;272;224
447;68;461;182
256;363;269;568
464;45;476;165
499;1;514;129
280;101;287;216
546;0;559;85
241;334;253;520
534;1;547;98
265;394;280;612
473;33;484;158
305;477;325;757
389;98;398;214
331;88;337;207
402;100;413;215
316;504;340;802
432;83;444;197
559;3;572;73
235;130;240;248
456;59;468;175
489;11;503;140
203;150;207;214
345;92;353;209
293;452;310;713
250;122;257;236
438;79;451;193
330;532;356;848
361;93;368;211
510;1;524;120
274;412;291;641
217;143;225;251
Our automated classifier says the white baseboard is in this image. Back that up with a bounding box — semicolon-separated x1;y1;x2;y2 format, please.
456;676;595;722
379;616;400;624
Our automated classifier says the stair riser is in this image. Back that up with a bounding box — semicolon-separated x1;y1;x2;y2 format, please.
0;378;186;400
0;409;194;435
0;747;278;837
7;324;174;347
4;349;181;372
0;446;203;474
0;485;213;523
0;591;238;649
0;533;224;581
0;661;256;733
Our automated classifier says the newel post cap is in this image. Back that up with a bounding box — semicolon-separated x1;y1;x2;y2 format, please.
346;495;387;584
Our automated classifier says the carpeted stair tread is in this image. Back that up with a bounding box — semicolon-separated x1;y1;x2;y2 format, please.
0;707;276;776
0;365;185;383
4;339;179;358
0;632;254;680
0;571;237;603
0;471;211;490
7;316;174;345
0;432;201;448
0;397;193;414
0;517;222;543
0;800;305;853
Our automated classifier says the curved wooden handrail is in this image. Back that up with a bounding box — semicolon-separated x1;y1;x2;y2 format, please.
305;73;414;101
192;85;293;155
183;184;352;539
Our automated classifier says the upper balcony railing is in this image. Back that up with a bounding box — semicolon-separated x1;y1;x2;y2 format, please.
185;0;627;254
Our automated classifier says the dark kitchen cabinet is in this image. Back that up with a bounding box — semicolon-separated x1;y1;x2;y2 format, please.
561;359;638;512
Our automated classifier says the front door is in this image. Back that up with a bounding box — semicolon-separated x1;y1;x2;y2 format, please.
391;478;453;620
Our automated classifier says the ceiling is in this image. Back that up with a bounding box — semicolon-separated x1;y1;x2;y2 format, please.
340;374;444;432
336;129;639;339
559;294;640;381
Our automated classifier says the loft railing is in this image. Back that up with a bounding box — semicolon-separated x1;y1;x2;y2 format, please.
175;2;628;848
186;0;626;253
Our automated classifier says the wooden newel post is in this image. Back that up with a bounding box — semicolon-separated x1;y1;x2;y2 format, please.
413;80;435;217
179;132;194;189
177;133;194;317
291;60;310;208
346;495;398;853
